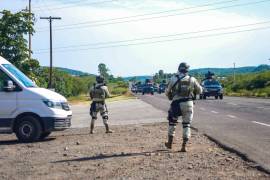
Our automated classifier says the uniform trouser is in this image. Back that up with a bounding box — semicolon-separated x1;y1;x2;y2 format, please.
90;102;109;126
168;101;194;140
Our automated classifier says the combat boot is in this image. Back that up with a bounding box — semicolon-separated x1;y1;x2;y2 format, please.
165;135;173;149
90;123;94;134
180;138;188;152
105;124;113;133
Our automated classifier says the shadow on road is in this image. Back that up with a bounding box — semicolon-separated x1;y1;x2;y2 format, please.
52;149;183;163
0;138;56;146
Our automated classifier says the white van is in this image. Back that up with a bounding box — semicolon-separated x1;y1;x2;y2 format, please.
0;56;72;142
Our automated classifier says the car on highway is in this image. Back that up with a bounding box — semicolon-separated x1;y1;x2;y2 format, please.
131;85;137;93
0;56;72;142
142;83;154;95
158;83;167;94
200;79;223;99
135;84;143;93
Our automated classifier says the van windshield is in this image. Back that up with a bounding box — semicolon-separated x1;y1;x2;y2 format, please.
2;64;37;88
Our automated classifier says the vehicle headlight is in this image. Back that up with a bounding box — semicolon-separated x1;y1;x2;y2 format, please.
43;100;62;109
203;88;208;92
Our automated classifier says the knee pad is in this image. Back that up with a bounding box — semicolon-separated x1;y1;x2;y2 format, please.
102;115;108;120
182;122;190;128
169;117;178;126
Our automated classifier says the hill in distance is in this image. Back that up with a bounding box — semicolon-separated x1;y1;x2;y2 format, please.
55;67;95;77
124;64;270;81
189;64;270;77
123;76;152;82
50;64;269;80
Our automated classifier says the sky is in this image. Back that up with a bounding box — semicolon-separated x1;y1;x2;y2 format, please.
1;0;270;76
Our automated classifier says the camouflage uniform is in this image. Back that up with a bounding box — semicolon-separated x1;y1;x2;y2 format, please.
89;82;112;134
165;64;202;151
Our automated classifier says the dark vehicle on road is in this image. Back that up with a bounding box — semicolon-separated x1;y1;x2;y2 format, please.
200;79;223;99
142;84;154;95
158;83;166;94
135;84;143;93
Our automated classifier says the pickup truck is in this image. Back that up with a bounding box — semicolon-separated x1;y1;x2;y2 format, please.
200;79;224;100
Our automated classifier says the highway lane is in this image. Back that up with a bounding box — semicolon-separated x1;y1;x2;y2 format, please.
136;93;270;172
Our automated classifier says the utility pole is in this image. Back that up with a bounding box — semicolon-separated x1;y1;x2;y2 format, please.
40;16;61;89
28;0;32;60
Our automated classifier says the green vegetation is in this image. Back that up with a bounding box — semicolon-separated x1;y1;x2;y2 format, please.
189;65;270;77
222;71;270;97
0;10;39;78
55;67;93;76
108;81;129;95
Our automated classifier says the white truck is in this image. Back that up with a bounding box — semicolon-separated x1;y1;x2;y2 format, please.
0;56;72;142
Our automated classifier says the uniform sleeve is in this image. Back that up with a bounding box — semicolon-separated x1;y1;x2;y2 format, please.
103;86;111;98
89;87;93;99
192;78;203;95
165;77;174;97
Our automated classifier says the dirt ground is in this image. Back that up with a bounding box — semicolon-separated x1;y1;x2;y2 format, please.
0;123;269;180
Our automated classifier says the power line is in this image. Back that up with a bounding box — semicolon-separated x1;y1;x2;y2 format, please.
34;21;270;52
39;0;239;27
32;0;92;8
33;0;119;11
34;25;270;53
8;0;119;12
36;0;270;32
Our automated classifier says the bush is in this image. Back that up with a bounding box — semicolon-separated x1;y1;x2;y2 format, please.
223;71;270;97
111;87;128;95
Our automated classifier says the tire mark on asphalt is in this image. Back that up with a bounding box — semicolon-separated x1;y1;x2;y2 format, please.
227;115;237;119
211;111;219;114
252;121;270;127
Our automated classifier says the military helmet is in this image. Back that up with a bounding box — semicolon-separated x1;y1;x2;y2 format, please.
178;62;190;73
96;75;105;83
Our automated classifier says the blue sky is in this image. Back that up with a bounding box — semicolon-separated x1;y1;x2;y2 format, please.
1;0;270;76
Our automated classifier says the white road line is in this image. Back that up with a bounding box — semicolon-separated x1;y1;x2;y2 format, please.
257;107;270;110
227;115;237;119
200;108;206;110
252;121;270;127
228;103;237;106
211;111;219;114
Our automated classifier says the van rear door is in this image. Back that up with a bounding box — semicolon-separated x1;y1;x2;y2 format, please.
0;69;17;132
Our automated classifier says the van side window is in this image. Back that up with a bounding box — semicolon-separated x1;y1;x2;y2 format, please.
0;69;11;91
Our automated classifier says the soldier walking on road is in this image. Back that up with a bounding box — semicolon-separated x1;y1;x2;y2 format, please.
89;75;113;134
165;62;202;152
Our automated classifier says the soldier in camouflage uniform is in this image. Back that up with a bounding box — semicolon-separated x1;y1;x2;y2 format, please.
165;62;202;152
89;75;113;134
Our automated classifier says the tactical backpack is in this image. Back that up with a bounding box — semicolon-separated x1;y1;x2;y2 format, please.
90;85;106;100
175;76;193;97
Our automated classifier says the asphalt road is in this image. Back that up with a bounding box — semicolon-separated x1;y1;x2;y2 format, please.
136;93;270;173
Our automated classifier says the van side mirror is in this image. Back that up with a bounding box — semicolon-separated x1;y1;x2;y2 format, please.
3;80;16;92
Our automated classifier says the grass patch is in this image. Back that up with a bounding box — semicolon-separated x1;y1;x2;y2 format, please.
68;91;135;105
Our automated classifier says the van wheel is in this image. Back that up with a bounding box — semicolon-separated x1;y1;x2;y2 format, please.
203;95;206;99
215;96;218;99
15;116;42;143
